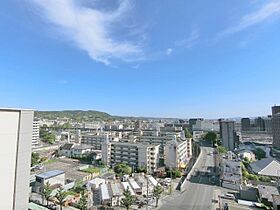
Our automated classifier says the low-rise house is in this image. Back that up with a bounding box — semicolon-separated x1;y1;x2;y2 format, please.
34;170;65;193
110;183;123;206
258;185;279;207
220;160;242;190
128;178;142;194
58;143;94;158
272;194;280;210
134;174;151;196
121;182;136;196
249;158;280;178
58;143;74;157
100;184;111;205
71;144;94;158
239;185;258;202
87;178;106;190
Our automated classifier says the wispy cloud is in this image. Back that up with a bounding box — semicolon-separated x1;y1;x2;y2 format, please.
29;0;144;65
222;1;280;36
165;48;173;55
175;29;200;49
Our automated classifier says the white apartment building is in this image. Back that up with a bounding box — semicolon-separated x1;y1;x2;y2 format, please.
102;141;160;173
164;138;192;169
32;120;40;148
81;134;107;150
0;108;34;210
138;135;175;155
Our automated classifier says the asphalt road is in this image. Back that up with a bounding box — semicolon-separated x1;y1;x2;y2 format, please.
160;143;217;210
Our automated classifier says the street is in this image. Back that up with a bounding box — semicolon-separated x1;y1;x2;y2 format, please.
160;142;218;210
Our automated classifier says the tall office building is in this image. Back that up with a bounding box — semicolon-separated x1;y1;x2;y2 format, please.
0;108;34;210
219;120;238;151
272;106;280;148
241;118;250;132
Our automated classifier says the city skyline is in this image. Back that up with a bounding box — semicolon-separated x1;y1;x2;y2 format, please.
1;0;280;118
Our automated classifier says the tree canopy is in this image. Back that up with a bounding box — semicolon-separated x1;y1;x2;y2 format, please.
203;131;217;144
121;187;134;210
253;148;266;160
78;190;88;210
42;181;52;206
184;128;192;138
153;185;163;207
31;152;40;167
218;146;228;154
113;163;132;176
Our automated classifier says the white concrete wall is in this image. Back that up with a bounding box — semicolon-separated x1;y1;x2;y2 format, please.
0;109;33;210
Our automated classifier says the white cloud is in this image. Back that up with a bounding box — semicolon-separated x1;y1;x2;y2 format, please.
222;1;280;35
176;29;200;49
30;0;143;65
165;48;173;55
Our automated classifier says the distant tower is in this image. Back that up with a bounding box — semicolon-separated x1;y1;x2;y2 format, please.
219;120;238;151
272;106;280;149
241;118;250;132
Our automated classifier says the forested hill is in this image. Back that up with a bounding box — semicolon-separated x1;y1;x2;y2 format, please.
34;110;117;121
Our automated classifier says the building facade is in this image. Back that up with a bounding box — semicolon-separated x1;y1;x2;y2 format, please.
272;106;280;149
102;141;160;173
0;108;34;210
241;118;251;132
32;120;40;148
219;120;238;151
164;138;192;169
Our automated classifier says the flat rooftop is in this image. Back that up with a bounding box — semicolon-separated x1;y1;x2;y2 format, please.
36;170;64;179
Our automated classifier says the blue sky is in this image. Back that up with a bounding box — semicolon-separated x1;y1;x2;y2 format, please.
1;0;280;118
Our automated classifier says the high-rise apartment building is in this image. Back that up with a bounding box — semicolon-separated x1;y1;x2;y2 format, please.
241;118;250;132
219;120;238;151
32;120;40;148
0;108;34;210
102;141;160;173
272;106;280;148
255;117;265;131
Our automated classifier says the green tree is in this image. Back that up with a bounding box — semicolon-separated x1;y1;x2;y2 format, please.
55;187;67;210
184;128;192;138
31;152;40;167
73;180;84;193
166;168;181;178
218;146;228;154
253;148;266;160
203;132;217;145
42;181;52;207
136;166;147;173
248;174;259;181
78;190;88;210
259;176;271;182
121;187;134;210
153;185;163;207
113;163;132;176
